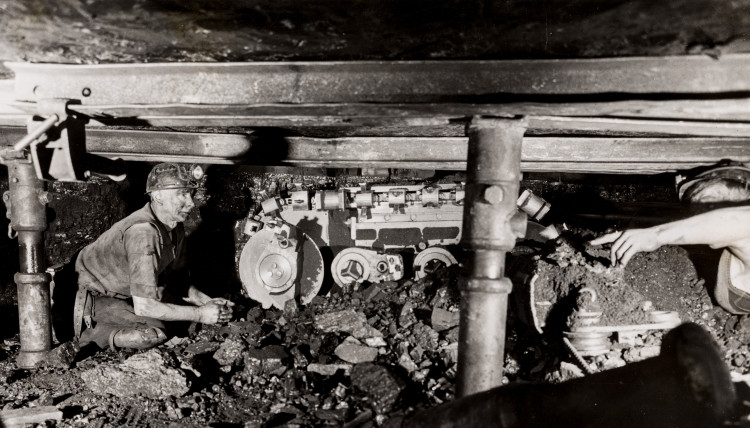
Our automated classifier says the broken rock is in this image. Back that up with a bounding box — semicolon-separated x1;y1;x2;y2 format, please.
307;363;353;376
334;338;379;364
351;363;406;414
184;340;220;355
314;309;383;339
80;349;189;399
212;338;246;366
399;303;417;329
398;353;418;373
431;307;460;332
42;341;80;368
364;336;387;348
243;345;290;377
411;323;439;352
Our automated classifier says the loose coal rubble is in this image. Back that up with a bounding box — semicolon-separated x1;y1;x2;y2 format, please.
2;231;750;426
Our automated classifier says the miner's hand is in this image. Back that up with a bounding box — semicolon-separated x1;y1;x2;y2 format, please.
590;228;661;267
197;301;233;324
208;297;235;308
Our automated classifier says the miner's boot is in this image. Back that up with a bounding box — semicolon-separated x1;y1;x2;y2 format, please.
109;327;167;350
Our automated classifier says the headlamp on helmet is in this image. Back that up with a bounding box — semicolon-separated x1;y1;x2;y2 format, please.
146;163;204;193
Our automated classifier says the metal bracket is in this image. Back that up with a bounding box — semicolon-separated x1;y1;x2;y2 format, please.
6;99;87;181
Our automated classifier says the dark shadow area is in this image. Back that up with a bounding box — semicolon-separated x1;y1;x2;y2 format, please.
683;244;723;305
50;252;80;343
188;166;254;298
119;162;153;213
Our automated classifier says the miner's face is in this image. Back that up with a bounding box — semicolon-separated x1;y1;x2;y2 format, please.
156;188;196;224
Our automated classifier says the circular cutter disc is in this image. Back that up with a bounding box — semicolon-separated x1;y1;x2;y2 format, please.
239;227;324;309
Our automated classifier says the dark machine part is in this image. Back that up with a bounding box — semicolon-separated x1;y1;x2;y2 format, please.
457;117;528;397
402;323;736;428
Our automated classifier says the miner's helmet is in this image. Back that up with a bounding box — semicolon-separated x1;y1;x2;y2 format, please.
676;162;750;203
146;163;204;193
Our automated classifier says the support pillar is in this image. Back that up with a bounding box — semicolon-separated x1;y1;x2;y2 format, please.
456;116;527;397
6;159;51;368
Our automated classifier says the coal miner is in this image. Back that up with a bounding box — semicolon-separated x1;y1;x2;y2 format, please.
72;163;234;350
591;165;750;314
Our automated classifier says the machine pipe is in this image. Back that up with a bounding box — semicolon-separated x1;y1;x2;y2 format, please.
403;323;736;428
457;117;527;397
7;160;52;368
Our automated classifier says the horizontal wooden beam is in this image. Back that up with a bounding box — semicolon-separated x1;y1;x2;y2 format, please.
2;126;748;173
47;98;750;128
8;102;750;137
7;55;750;105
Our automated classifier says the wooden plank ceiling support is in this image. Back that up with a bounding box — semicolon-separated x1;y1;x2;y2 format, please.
6;102;750;137
59;98;750;125
7;55;750;105
1;126;746;173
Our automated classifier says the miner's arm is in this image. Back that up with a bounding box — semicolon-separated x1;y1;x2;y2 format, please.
591;206;750;267
132;295;231;324
124;224;233;324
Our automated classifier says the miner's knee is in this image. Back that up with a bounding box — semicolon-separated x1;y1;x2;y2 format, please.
110;327;167;350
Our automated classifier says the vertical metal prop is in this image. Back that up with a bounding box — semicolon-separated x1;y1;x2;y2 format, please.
7;160;52;368
457;116;527;397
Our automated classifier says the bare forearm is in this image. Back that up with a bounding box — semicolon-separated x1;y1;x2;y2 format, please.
187;285;212;305
133;296;202;322
654;206;750;248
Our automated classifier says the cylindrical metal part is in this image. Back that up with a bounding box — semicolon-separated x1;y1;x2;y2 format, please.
7;160;52;368
467;249;505;279
458;117;526;398
461;118;527;251
388;188;406;206
454;189;465;205
15;272;52;368
457;277;512;395
318;190;342;210
354;191;374;207
517;189;552;221
7;161;47;232
18;231;44;273
403;323;736;428
421;186;440;207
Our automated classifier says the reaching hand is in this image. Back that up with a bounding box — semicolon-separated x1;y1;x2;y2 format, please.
589;228;662;267
197;300;234;324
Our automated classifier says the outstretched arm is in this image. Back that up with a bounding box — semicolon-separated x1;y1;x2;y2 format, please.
590;206;750;267
132;295;233;324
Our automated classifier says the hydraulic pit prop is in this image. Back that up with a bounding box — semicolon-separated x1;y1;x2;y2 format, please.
457;117;527;397
1;100;87;368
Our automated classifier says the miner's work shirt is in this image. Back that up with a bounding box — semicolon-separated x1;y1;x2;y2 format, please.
75;202;187;301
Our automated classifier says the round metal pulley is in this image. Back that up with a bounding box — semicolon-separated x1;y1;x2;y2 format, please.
413;247;457;279
331;248;371;288
257;253;295;291
238;226;324;309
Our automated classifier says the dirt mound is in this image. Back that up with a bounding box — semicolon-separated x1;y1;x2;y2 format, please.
525;233;702;333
